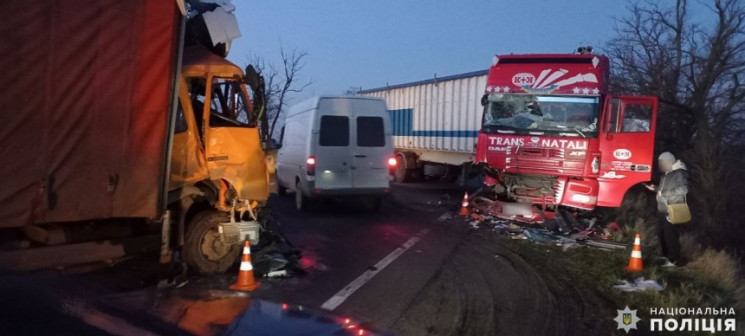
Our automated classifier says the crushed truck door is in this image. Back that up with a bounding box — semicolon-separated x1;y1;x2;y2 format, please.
201;76;269;202
597;95;658;207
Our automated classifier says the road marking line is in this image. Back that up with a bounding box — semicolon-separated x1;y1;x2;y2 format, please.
320;228;430;311
436;212;451;222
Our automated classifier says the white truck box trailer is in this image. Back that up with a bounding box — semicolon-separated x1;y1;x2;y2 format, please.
358;70;487;182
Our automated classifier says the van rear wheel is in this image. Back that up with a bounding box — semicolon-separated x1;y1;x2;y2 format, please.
295;182;310;211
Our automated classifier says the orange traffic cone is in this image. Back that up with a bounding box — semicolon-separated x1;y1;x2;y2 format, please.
626;233;643;272
230;239;261;291
458;192;470;216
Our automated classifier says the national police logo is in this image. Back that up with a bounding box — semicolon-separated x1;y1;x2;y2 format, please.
613;306;640;333
623;313;632;325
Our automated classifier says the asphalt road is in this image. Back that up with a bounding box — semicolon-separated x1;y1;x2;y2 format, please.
3;180;615;335
244;181;613;335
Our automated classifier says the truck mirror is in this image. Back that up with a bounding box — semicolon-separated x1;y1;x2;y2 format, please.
244;65;261;90
481;95;488;106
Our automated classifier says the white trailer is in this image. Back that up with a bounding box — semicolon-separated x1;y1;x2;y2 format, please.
358;70;488;182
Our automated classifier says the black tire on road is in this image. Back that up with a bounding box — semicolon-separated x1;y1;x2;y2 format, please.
295;181;310;211
182;210;241;274
277;179;288;197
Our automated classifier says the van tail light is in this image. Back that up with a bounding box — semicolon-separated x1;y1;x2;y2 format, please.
306;156;316;176
387;156;397;175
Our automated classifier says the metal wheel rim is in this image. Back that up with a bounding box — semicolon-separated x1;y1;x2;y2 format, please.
200;227;231;261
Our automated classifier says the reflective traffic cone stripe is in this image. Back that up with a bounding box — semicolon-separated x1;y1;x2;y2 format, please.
458;192;470;216
626;233;643;272
230;239;261;291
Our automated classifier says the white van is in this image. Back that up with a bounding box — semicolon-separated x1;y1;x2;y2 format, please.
276;96;396;211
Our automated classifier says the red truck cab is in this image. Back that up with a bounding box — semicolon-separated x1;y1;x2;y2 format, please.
474;53;658;220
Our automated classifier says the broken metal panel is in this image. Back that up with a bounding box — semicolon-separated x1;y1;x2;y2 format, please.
169;81;211;190
205;127;270;202
200;4;241;47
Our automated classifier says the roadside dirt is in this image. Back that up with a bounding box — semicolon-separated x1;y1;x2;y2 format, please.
391;227;616;335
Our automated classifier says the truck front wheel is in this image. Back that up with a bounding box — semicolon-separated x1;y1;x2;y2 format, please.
183;210;241;274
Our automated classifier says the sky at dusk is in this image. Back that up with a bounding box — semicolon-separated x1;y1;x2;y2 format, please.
228;1;707;103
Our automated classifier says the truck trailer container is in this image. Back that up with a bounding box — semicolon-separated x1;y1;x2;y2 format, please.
358;71;487;182
0;0;274;273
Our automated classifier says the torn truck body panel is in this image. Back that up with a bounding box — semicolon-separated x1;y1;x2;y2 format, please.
204;127;269;201
0;0;178;228
169;79;211;190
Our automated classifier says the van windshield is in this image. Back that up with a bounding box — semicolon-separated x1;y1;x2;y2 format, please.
482;94;599;137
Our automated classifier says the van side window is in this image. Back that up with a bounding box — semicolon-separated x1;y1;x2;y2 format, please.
319;116;349;146
357;116;385;147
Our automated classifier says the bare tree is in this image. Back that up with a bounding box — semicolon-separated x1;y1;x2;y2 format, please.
606;0;745;246
248;47;312;139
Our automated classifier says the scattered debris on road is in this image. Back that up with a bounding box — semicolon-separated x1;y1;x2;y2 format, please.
457;208;630;252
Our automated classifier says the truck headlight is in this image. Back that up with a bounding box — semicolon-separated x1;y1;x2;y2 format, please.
572;195;592;203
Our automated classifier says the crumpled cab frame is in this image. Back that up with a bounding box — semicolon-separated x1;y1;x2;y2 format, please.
170;47;269;213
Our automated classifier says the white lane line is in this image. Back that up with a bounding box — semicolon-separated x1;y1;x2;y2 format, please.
436;212;451;222
320;228;430;311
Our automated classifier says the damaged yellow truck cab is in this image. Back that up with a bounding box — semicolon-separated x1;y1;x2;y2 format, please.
170;47;269;210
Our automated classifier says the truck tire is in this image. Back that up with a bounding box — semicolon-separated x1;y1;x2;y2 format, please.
394;154;412;183
295;181;311;211
182;210;241;274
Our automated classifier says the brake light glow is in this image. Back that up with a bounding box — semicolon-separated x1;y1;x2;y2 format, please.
388;156;397;176
306;156;316;176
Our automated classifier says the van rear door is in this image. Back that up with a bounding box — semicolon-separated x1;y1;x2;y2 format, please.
350;100;391;189
314;107;353;190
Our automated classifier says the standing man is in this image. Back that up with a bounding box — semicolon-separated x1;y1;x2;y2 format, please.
645;152;689;267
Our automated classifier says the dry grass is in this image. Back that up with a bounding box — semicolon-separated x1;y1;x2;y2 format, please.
613;217;657;248
509;228;745;332
685;248;745;311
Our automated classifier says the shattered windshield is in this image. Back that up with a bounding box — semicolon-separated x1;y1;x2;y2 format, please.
210;78;256;127
482;94;599;137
